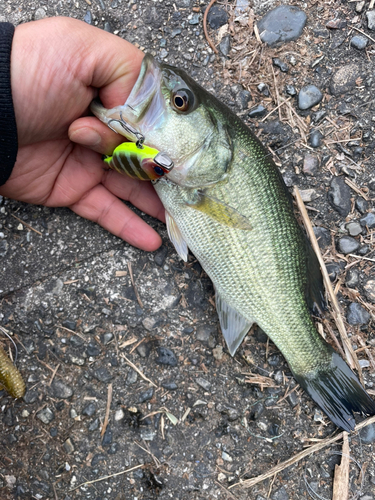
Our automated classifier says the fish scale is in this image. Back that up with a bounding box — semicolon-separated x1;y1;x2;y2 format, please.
91;53;375;431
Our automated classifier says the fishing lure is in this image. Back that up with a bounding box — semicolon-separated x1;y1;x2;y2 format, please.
104;142;173;181
0;344;26;398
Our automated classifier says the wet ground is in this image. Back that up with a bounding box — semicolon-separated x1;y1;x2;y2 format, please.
0;1;375;499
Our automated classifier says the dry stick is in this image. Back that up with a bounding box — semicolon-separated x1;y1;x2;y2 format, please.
11;213;42;236
203;0;218;54
127;261;144;308
293;187;362;380
323;319;346;360
121;354;157;387
101;383;113;437
70;464;144;491
214;480;239;500
344;178;369;201
332;432;349;500
260;96;293;122
229;414;375;490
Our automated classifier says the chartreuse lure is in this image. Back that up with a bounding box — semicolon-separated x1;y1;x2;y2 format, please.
104;142;173;181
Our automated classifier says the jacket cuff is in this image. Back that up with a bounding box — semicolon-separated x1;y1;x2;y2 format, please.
0;22;18;187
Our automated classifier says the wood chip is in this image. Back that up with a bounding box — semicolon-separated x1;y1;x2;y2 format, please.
332;432;349;500
101;383;113;437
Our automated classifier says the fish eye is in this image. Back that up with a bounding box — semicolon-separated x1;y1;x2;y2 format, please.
171;88;194;113
153;166;165;176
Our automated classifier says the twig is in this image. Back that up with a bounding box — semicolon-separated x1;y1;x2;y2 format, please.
69;464;144;491
332;432;349;500
101;383;113;437
229;415;375;490
11;214;42;235
293;187;362;381
344;178;369;201
214;480;239;500
127;261;143;308
121;354;157;387
203;0;219;54
48;363;60;387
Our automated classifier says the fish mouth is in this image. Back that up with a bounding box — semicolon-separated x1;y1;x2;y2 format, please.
122;54;165;133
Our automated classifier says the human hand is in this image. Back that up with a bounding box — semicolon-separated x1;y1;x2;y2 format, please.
0;17;165;251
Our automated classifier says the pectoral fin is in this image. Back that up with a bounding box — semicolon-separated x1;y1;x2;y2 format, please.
216;290;254;356
189;192;252;230
165;211;189;262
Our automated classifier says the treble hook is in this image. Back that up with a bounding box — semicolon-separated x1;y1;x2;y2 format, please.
107;111;145;149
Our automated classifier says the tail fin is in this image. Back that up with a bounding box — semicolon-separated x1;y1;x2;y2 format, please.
294;351;375;432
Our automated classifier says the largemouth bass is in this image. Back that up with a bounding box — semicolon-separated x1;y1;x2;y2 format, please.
91;54;375;431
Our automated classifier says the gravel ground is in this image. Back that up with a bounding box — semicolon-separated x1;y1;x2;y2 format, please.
1;1;375;499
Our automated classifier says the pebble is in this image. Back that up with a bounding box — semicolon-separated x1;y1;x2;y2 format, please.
34;7;47;20
162;381;178;390
360;212;375;229
364;280;375;303
140;429;157;441
359;359;370;368
83;11;92;25
0;240;8;257
347;303;371;325
367;10;375;30
222;451;233;462
272;486;289;500
313;227;331;249
298;85;323;110
257;83;270;96
171;28;182;39
346;268;359;288
212;345;224;360
351;35;368;50
86;342;100;357
338;236;360;254
309;129;323;148
63;438;75;454
207;6;228;29
102;427;112;446
24;390;38;404
346;222;362;237
237;89;251;110
88;418;100;432
248;104;267;118
356;197;368;214
359;423;375;443
93;366;114;383
235;0;249;15
104;21;112;33
36;407;55;424
358;245;370;256
115;408;125;421
303;154;319;175
330;64;361;95
154;246;168;266
328;176;352;217
102;332;114;345
196;324;216;346
82;402;96;417
139;387;154;403
137;342;151;358
313;109;327;123
108;442;120;454
196;377;211;391
285;84;297;96
356;1;365;13
257;5;307;46
288;390;299;407
3;408;15;426
156;347;178;366
142;317;157;331
91;453;107;467
189;13;200;25
326;262;342;281
272;58;288;72
126;368;138;385
219;35;231;57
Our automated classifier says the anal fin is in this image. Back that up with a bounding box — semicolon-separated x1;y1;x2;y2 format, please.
165;211;189;262
215;290;253;356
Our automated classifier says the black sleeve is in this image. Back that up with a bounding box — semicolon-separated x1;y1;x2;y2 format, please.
0;22;18;187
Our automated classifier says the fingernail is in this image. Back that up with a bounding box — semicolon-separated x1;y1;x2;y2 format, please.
70;127;102;147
